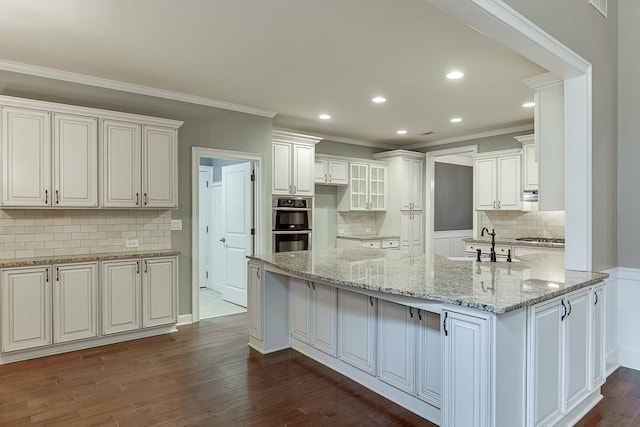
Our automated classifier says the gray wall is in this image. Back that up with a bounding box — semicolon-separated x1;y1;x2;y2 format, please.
618;1;639;268
434;163;473;231
502;0;618;271
316;139;385;159
0;70;273;315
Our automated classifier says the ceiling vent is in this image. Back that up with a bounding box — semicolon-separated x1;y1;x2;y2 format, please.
589;0;607;17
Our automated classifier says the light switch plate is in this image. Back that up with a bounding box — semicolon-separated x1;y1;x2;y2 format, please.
126;239;139;248
171;220;183;231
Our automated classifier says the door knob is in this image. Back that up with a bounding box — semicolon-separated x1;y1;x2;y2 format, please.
220;238;226;243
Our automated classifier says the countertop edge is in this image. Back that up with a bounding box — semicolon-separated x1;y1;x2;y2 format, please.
336;235;401;241
0;250;181;268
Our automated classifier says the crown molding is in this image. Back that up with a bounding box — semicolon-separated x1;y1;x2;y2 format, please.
275;127;396;150
403;124;534;150
0;59;277;118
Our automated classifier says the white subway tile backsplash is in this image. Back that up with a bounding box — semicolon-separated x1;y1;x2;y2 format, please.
480;203;565;240
0;210;172;259
337;212;381;235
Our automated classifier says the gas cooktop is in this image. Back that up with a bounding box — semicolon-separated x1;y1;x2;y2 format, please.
514;237;565;244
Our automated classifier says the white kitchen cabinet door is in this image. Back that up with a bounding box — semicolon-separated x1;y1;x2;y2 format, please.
369;165;386;210
328;160;349;185
442;309;490;427
475;158;496;211
378;300;416;394
349;163;369;210
418;310;442;408
400;158;424;210
2;107;51;206
102;260;141;335
53;263;98;343
528;297;564;427
292;143;314;196
591;285;606;390
142;126;178;208
522;142;538;191
53;113;98;207
272;141;292;195
142;257;177;328
400;212;423;254
1;266;52;352
564;289;590;412
314;159;328;184
497;155;522;210
248;262;263;340
311;283;337;356
291;278;311;342
338;289;377;375
101;120;142;208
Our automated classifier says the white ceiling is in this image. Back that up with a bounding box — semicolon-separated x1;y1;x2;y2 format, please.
0;0;546;147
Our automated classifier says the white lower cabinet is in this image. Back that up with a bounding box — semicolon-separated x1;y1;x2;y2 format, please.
418;310;442;408
378;300;416;394
1;266;52;352
248;262;263;340
290;279;337;356
102;256;177;335
400;211;423;254
528;287;595;427
591;285;606;390
337;289;377;374
53;263;98;343
442;309;490;427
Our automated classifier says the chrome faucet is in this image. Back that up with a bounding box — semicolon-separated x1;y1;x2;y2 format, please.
481;227;497;262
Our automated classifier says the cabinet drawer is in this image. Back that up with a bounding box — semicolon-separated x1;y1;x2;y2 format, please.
381;239;399;249
361;241;381;249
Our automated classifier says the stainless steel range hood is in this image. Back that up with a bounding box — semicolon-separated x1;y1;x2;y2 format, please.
523;190;538;202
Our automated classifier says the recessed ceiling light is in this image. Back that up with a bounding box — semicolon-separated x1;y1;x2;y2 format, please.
396;130;407;135
522;102;535;108
372;96;386;103
450;117;463;123
318;114;331;120
446;71;464;80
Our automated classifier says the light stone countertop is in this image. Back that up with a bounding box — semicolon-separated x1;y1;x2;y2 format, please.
337;234;400;241
464;238;565;249
0;250;180;269
248;248;606;314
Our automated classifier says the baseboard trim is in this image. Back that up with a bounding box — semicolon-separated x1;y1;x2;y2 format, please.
556;391;602;427
618;348;640;372
177;314;193;325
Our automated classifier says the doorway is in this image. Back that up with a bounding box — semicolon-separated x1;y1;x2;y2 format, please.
192;148;263;322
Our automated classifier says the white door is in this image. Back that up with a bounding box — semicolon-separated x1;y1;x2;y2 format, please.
272;141;292;195
100;120;141;207
475;158;496;211
497;155;521;210
53;263;98;343
1;266;51;352
328;160;349;185
199;166;213;290
53;113;98;207
378;300;416;394
2;106;51;206
221;162;253;307
314;159;328;184
142;125;178;208
292;143;314;196
142;257;177;328
211;183;225;293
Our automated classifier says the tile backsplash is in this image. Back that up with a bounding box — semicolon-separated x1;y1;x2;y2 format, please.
479;203;565;239
0;209;171;259
337;211;380;235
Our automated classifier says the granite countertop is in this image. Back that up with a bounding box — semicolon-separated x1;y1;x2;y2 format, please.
464;238;565;249
248;248;606;314
0;250;180;268
337;234;401;241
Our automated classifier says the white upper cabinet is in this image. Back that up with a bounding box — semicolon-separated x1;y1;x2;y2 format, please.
474;150;522;211
314;156;349;185
102;121;178;208
53;114;98;207
101;120;142;208
0;96;182;209
143;126;178;208
337;162;387;211
516;134;538;192
2;107;52;206
272;130;321;196
403;158;423;211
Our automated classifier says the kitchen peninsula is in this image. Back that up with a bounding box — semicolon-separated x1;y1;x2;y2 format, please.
247;249;607;427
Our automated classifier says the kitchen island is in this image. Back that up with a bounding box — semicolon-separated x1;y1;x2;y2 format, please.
247;249;608;427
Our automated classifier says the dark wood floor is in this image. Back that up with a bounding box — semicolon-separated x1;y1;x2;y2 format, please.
0;313;636;426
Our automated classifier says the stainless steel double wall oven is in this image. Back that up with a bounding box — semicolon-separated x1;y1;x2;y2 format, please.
272;196;312;252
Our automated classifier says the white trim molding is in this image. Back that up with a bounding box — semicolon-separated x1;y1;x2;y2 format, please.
609;266;640;372
403;123;533;150
177;314;194;326
0;59;277;118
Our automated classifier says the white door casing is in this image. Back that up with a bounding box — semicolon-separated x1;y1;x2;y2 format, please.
198;166;213;290
212;183;225;293
221;161;253;307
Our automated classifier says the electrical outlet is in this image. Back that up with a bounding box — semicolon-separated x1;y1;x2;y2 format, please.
126;239;139;248
171;220;182;231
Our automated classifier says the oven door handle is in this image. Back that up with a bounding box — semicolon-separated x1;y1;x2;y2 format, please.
272;230;312;235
